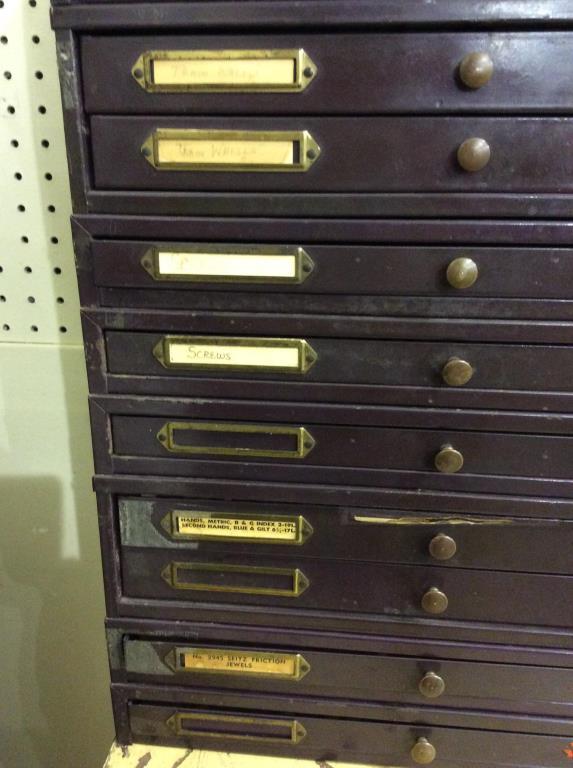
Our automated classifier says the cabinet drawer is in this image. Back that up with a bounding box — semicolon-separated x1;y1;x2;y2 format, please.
82;32;573;115
111;414;573;480
121;634;573;716
90;239;573;310
91;116;573;194
117;496;573;574
121;689;573;765
91;396;573;495
120;549;573;628
106;330;573;394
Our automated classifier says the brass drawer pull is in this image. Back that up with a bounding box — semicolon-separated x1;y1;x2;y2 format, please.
141;128;320;172
153;335;317;374
446;257;478;289
411;737;437;765
459;52;494;89
161;561;310;597
434;444;464;474
141;244;314;284
157;421;315;459
132;48;317;93
164;646;311;681
441;357;474;387
457;137;491;172
418;671;446;699
167;712;307;744
428;533;457;561
421;587;448;615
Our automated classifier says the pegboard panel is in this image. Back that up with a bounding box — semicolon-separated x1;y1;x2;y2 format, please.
0;0;80;344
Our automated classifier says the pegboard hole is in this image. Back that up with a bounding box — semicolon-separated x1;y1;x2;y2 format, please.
53;267;62;275
27;296;36;304
14;172;22;180
32;35;40;44
59;326;67;334
3;325;10;332
24;266;32;272
0;36;7;44
17;205;26;212
4;71;12;80
56;297;64;304
11;139;19;148
44;173;53;181
41;139;49;148
50;236;59;244
0;266;4;272
38;105;46;114
0;296;6;302
7;105;15;114
31;325;38;333
34;71;43;80
47;205;56;212
29;1;37;7
21;237;29;244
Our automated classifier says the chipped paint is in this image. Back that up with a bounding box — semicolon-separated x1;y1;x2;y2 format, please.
353;515;514;526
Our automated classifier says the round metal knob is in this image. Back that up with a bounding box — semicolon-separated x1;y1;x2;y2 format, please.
434;445;464;474
429;533;457;561
441;357;474;387
459;51;494;89
411;737;437;765
446;257;478;289
457;137;491;172
421;587;449;615
419;671;446;699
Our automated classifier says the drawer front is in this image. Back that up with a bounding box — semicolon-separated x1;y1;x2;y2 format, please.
106;331;573;393
82;33;573;115
111;415;573;481
128;700;573;766
118;496;573;574
91;116;573;193
120;550;573;628
91;239;573;302
122;636;573;715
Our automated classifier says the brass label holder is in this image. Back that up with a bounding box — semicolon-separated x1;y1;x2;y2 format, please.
132;48;317;93
161;562;310;597
156;421;315;459
161;510;313;546
153;336;317;374
166;712;307;744
141;129;320;172
163;646;310;681
140;244;314;284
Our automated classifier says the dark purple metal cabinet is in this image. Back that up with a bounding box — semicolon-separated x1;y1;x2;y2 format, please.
97;481;573;649
111;683;573;766
53;0;573;759
107;621;573;717
52;1;573;217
